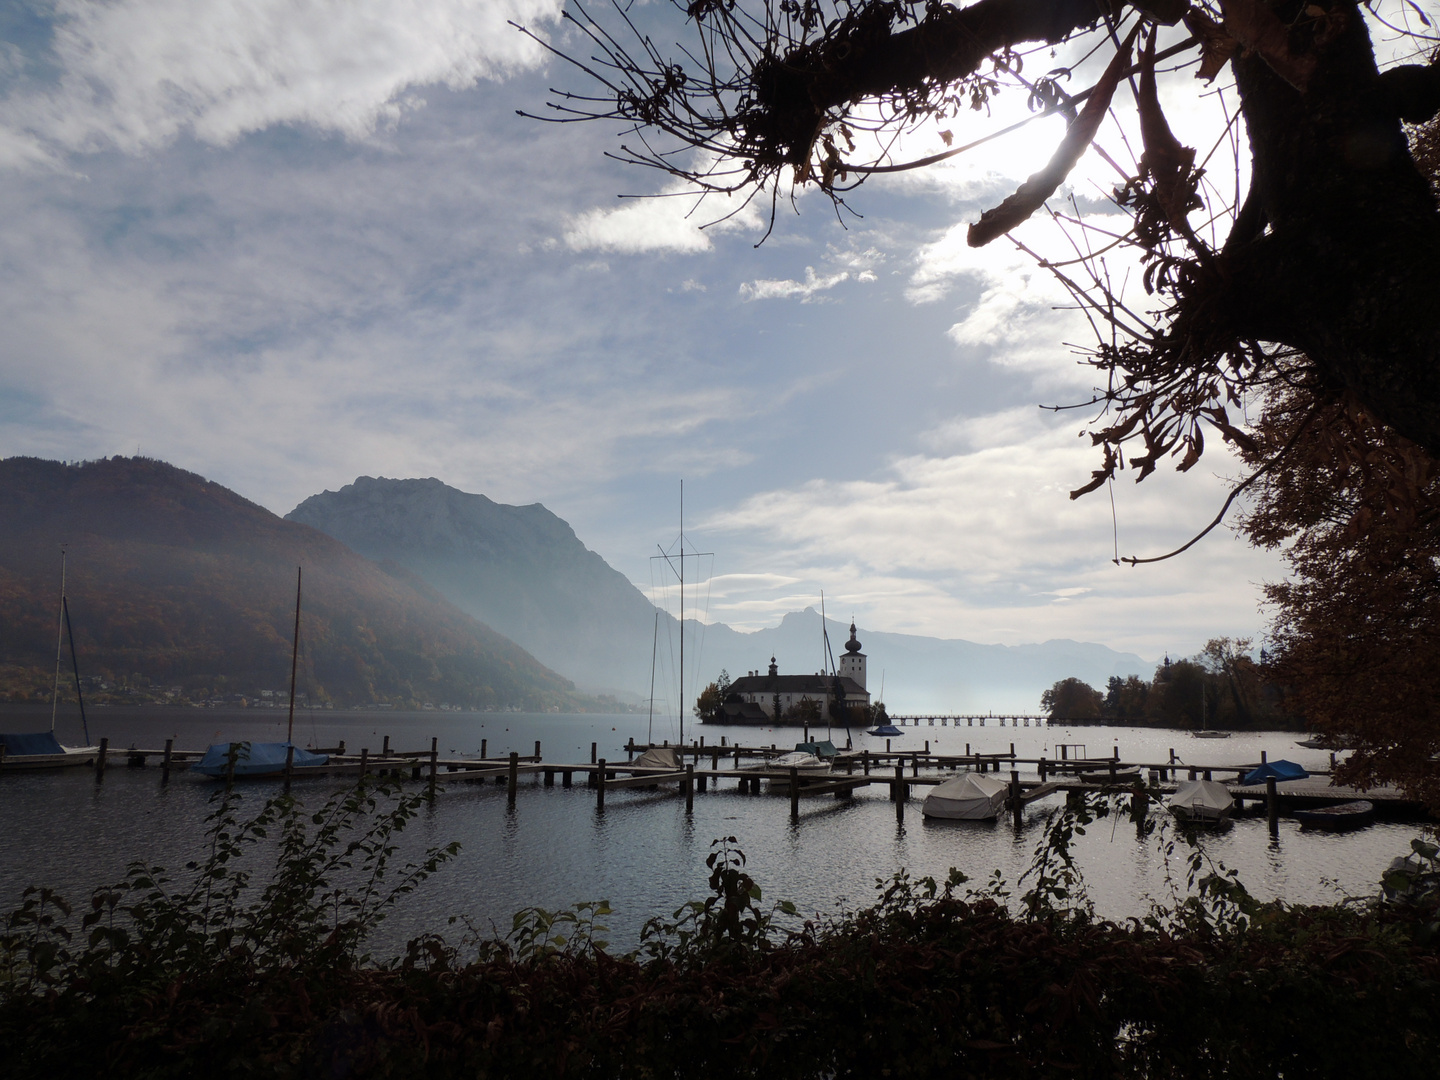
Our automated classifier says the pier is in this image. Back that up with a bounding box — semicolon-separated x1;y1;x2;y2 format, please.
3;731;1424;824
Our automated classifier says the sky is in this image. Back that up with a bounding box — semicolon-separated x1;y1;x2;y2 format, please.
3;0;1430;663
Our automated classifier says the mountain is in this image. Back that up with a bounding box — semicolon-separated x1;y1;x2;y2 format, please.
287;477;1150;712
287;477;661;696
0;457;581;710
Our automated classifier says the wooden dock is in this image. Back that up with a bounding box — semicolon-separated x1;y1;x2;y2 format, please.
2;732;1424;825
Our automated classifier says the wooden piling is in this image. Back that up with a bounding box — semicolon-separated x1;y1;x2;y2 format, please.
1261;750;1268;764
863;751;871;775
925;740;930;753
480;738;487;760
1266;776;1279;834
383;735;390;756
161;738;173;784
789;767;800;817
596;758;606;812
562;770;572;788
591;742;597;765
428;738;438;799
1039;755;1047;782
1010;770;1022;827
95;737;109;781
895;765;905;825
508;751;519;806
0;745;6;770
686;764;695;813
534;740;541;762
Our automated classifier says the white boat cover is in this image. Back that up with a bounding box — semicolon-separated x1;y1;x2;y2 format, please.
922;772;1008;820
764;751;829;773
631;746;682;770
1167;779;1234;821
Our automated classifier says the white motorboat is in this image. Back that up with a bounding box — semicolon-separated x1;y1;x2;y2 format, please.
1166;779;1234;825
752;751;831;776
922;772;1008;820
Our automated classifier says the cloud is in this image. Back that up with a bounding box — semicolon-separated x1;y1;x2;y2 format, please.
739;265;856;302
701;406;1284;654
564;180;764;254
0;0;563;163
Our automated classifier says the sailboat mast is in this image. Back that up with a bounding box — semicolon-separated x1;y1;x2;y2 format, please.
647;610;659;745
286;567;302;745
50;549;67;733
679;480;683;748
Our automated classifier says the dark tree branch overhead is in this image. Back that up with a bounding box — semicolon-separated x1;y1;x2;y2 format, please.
527;0;1440;471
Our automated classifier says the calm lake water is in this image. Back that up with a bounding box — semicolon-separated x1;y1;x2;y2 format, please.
1;706;1426;954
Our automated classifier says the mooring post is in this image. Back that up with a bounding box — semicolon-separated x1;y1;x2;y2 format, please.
1039;755;1047;782
161;738;173;784
721;736;727;747
284;743;295;793
0;744;6;771
895;767;905;825
508;751;519;806
1266;775;1279;835
428;738;438;799
534;740;541;762
925;739;930;754
912;755;919;778
734;748;741;768
1109;758;1117;781
863;750;871;775
686;764;695;813
591;742;597;765
886;738;891;753
1010;742;1015;758
480;738;487;760
95;736;109;781
596;758;607;812
789;766;800;817
1130;784;1149;827
1261;750;1268;764
1010;769;1022;827
383;735;390;757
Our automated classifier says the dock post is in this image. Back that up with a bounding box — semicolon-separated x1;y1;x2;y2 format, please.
1108;759;1117;781
886;738;891;753
895;766;905;825
337;740;345;756
912;755;919;778
508;751;519;806
734;748;741;769
481;738;487;760
95;737;109;781
803;721;809;743
383;735;390;757
712;750;719;771
925;740;929;753
563;770;572;788
359;747;369;783
686;764;695;813
535;740;541;762
544;768;554;787
284;744;295;793
698;769;707;793
1260;750;1268;764
1010;770;1022;827
863;751;870;776
1266;776;1279;835
428;738;438;799
1039;755;1047;781
0;745;5;771
596;759;606;812
1010;742;1015;758
161;738;173;784
591;742;597;765
790;767;800;818
721;736;726;747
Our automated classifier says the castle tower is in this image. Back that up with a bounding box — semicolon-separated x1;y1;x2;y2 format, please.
838;622;866;690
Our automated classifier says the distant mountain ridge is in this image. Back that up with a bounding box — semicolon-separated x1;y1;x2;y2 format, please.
0;457;581;710
288;476;1151;712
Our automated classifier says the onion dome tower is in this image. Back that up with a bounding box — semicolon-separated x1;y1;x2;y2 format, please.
838;622;866;690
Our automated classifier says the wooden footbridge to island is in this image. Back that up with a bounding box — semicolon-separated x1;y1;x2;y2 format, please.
5;731;1423;828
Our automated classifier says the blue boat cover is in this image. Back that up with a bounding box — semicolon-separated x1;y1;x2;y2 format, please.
195;741;328;777
795;740;839;758
1243;759;1310;785
867;724;904;737
0;731;67;755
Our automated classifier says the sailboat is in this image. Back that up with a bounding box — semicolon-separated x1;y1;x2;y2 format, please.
195;567;329;779
0;550;98;770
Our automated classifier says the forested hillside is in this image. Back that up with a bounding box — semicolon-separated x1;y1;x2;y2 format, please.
0;457;581;710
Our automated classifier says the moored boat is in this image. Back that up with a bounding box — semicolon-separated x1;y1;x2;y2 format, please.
1294;800;1375;831
1166;779;1234;826
194;740;329;778
922;772;1008;820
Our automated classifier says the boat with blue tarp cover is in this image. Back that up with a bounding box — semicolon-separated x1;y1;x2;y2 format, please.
1243;759;1309;784
867;724;903;737
795;740;838;759
195;741;329;778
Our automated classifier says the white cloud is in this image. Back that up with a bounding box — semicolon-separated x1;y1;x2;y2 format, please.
1;0;562;162
739;265;854;302
564;180;764;254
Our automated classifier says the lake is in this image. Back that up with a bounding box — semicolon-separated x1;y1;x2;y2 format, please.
0;705;1423;954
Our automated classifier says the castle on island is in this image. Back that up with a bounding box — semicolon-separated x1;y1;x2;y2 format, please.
717;622;871;724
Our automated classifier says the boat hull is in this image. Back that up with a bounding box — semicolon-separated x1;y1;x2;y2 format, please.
1293;801;1375;831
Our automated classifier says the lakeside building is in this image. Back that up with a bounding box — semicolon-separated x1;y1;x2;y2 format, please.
720;623;870;723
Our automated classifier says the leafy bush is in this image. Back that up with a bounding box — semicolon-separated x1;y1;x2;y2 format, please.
3;784;1438;1078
